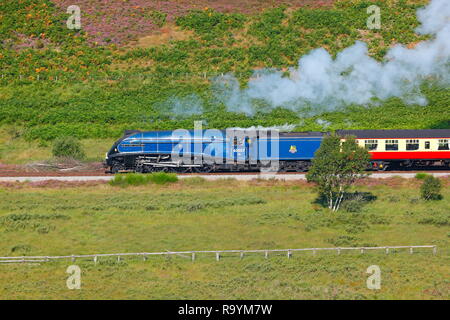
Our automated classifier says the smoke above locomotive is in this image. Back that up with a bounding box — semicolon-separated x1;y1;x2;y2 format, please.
212;0;450;116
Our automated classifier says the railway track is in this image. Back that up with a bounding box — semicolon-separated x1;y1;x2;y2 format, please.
0;169;449;177
1;162;449;180
0;171;449;182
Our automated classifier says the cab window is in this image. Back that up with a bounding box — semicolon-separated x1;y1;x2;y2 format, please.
385;140;398;151
364;139;378;151
406;139;419;151
438;139;449;150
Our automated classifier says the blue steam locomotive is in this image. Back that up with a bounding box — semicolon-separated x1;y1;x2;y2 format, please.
104;129;324;173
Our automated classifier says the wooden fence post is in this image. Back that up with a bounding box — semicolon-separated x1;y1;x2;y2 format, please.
433;246;437;255
191;253;195;262
287;250;292;259
240;252;244;260
216;252;220;261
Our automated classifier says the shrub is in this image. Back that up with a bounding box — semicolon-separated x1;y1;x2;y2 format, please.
326;235;359;246
110;174;149;187
0;213;67;233
52;136;85;160
420;176;442;200
415;173;429;180
341;199;364;213
10;244;32;253
148;172;179;185
110;172;178;187
418;213;449;226
149;10;167;28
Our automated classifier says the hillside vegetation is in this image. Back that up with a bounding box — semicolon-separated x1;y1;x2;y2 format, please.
0;0;448;158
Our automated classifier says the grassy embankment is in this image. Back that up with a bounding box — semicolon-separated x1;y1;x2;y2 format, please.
0;177;448;299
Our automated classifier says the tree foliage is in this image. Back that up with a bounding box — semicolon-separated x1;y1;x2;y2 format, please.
420;175;442;201
307;134;371;212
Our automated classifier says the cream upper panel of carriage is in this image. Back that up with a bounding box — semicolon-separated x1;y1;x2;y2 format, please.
355;138;450;152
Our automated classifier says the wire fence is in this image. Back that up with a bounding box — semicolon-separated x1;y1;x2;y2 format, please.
0;245;438;265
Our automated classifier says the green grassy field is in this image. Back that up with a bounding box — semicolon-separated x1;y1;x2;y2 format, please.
0;178;448;299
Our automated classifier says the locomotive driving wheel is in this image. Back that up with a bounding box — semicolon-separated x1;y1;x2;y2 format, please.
111;161;125;174
193;165;214;173
178;167;193;173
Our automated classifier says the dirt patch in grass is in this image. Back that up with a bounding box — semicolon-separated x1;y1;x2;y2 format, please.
0;180;106;189
135;24;195;47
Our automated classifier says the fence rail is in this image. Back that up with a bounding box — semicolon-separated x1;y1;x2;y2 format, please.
0;245;437;264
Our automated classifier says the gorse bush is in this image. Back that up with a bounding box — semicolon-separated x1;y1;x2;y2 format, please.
52;136;85;160
110;172;178;187
420;176;442;200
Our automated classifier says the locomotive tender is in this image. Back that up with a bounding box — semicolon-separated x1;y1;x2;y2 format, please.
104;129;450;173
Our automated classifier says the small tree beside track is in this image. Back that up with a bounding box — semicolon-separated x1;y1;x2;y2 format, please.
306;134;371;212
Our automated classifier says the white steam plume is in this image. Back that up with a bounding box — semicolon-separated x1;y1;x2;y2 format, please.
228;123;298;132
155;94;204;119
214;0;450;116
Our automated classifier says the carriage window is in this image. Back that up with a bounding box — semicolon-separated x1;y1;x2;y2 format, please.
438;139;449;150
385;140;398;151
364;140;378;151
406;139;419;151
425;141;430;149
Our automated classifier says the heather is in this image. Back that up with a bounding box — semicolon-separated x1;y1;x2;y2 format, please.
0;0;448;151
